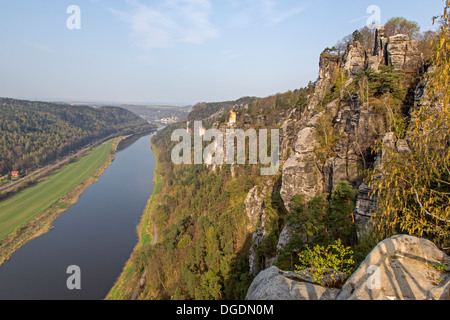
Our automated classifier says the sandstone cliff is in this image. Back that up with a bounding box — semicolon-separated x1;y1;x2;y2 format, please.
246;27;433;296
280;26;421;215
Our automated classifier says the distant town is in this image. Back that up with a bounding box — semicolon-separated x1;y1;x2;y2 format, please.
119;104;191;126
62;101;192;126
159;116;180;124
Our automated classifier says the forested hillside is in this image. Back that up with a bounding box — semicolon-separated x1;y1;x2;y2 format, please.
187;97;257;124
108;86;330;300
0;98;155;176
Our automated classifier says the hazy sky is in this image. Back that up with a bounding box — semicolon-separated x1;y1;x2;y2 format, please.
0;0;444;105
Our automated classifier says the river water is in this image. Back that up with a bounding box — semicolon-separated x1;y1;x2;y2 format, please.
0;132;156;300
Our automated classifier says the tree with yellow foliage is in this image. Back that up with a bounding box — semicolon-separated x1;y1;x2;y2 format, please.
368;1;450;250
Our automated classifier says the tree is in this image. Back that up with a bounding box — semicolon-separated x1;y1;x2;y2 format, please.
295;239;355;287
359;26;376;54
289;194;328;243
334;27;376;56
327;181;359;244
335;34;354;55
368;1;450;249
417;30;439;62
384;17;421;40
352;30;363;43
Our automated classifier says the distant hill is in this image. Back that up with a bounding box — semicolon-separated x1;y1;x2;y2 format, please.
0;98;156;175
187;96;257;124
120;104;191;125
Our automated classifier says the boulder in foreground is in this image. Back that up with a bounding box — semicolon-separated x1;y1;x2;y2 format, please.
246;235;450;300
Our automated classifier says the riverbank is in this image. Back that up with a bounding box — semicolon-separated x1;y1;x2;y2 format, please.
0;136;126;267
106;137;162;300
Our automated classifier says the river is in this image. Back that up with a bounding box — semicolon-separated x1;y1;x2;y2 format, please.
0;132;157;300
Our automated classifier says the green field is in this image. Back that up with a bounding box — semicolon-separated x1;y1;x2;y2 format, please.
0;140;114;240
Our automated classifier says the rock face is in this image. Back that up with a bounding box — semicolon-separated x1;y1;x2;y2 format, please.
247;236;450;300
247;27;428;291
342;41;367;77
279;99;341;211
280;126;324;211
279;116;299;162
307;52;341;111
280;26;420;215
245;181;273;277
280;93;383;213
337;235;450;300
386;35;421;72
368;26;421;72
373;27;388;64
245;184;270;233
245;266;340;300
276;224;294;252
326;94;383;192
354;183;377;231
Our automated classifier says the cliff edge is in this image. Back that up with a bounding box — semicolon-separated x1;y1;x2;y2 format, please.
246;235;450;300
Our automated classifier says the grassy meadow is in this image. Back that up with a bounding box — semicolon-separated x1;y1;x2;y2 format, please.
0;139;114;240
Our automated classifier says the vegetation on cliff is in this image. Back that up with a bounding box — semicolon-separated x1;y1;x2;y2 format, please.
110;87;315;300
112;2;449;299
277;181;359;271
127;126;257;300
368;1;450;250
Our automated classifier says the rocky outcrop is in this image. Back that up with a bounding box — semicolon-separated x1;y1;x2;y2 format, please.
247;235;450;300
326;94;383;192
307;52;341;111
354;183;377;232
387;35;421;72
280;59;338;211
280;126;324;212
368;26;421;72
276;224;294;252
245;184;270;233
337;235;450;300
245;266;340;300
280;26;421;215
342;41;367;77
370;26;389;68
248;26;427;289
279;116;299;162
281;93;383;214
279;100;342;211
353;131;411;233
245;181;273;276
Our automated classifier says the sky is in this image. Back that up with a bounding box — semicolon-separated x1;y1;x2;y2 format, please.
0;0;445;105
